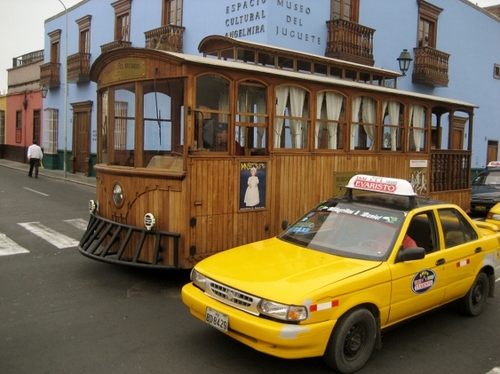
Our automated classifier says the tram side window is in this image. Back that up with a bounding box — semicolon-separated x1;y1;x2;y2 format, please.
350;96;377;151
274;85;309;149
111;83;135;166
408;104;427;152
236;82;268;156
194;74;231;153
315;91;346;150
382;100;403;151
142;79;184;168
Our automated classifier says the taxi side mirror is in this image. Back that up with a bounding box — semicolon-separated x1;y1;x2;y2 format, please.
395;246;425;263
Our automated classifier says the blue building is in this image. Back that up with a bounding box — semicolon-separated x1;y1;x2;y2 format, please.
40;0;500;176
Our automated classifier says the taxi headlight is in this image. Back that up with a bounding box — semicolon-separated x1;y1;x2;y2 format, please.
258;300;307;322
191;269;207;291
490;213;500;221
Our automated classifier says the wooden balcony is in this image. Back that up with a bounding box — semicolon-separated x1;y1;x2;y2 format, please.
325;19;375;66
100;40;132;53
67;52;91;83
430;150;470;192
412;46;449;87
144;25;185;53
39;62;61;88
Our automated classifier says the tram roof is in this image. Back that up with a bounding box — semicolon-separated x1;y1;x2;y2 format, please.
165;49;476;110
90;41;476;110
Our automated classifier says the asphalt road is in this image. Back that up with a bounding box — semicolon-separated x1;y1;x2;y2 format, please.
1;165;499;374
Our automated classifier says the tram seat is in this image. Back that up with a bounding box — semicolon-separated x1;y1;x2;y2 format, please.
147;155;183;170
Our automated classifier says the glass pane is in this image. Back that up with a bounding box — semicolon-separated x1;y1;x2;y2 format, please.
143;79;184;168
195;74;230;152
111;83;135;166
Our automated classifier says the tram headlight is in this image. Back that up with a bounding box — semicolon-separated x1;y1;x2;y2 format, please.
88;199;99;214
144;213;156;230
112;183;124;206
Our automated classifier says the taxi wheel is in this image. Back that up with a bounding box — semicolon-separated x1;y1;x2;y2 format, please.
458;272;489;316
323;308;376;374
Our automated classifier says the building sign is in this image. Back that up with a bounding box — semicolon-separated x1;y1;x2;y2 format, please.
225;0;267;37
224;0;321;46
275;0;320;45
101;60;145;86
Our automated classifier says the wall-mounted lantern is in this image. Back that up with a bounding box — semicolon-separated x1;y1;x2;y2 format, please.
397;49;413;76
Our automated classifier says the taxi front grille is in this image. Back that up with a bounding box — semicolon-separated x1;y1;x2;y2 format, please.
206;280;261;315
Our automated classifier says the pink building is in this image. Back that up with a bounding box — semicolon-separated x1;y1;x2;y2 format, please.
5;50;45;163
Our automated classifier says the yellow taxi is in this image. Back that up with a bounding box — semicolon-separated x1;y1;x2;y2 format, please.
182;175;500;373
486;202;500;229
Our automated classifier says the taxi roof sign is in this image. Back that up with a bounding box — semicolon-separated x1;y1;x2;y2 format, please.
487;161;500;168
346;174;417;196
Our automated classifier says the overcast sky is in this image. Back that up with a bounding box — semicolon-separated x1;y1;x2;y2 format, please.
0;0;498;94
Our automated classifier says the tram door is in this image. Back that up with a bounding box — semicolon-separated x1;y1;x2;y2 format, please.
71;101;92;174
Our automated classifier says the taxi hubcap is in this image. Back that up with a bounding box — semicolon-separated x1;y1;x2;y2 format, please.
344;323;365;359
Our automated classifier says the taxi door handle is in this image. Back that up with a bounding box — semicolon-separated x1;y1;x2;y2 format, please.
475;247;482;253
435;258;445;266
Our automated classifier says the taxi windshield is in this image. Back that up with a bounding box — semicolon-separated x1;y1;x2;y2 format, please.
279;201;406;260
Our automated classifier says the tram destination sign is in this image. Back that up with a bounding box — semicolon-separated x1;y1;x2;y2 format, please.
101;59;146;85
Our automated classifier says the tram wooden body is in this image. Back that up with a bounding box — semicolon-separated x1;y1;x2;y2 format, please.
78;35;475;269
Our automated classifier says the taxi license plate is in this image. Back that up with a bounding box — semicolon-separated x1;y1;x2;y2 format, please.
205;307;228;332
476;206;487;211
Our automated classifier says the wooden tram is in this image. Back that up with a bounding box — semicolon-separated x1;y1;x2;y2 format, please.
78;35;475;269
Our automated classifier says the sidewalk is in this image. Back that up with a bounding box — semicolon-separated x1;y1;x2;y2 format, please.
0;158;96;188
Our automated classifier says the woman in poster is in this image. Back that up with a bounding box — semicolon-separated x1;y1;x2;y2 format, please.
244;167;260;207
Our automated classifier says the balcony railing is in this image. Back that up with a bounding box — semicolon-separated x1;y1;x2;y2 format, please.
12;50;44;67
67;52;91;83
100;40;132;53
412;46;449;87
39;62;61;88
430;150;470;192
144;25;185;53
325;19;375;66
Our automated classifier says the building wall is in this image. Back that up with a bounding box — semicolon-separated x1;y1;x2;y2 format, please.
5;60;44;163
42;0;500;172
363;0;500;169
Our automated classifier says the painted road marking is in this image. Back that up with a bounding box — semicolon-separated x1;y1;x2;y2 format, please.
0;233;30;256
23;187;49;196
486;368;500;374
18;222;79;249
64;218;88;231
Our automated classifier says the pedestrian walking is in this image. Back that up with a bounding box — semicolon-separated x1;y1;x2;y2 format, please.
27;141;43;178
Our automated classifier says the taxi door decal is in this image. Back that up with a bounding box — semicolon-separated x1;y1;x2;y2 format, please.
411;269;437;294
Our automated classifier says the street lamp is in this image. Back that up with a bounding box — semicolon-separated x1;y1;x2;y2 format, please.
40;85;48;98
58;0;68;178
397;49;413;76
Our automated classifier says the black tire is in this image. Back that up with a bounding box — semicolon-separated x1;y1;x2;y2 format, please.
323;308;377;373
458;272;489;316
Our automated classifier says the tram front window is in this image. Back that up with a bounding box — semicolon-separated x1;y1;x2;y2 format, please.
143;79;184;168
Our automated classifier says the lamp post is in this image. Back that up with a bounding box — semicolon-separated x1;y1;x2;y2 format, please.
58;0;68;178
397;49;413;77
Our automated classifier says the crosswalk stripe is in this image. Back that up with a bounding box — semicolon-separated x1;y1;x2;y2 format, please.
0;233;30;256
64;218;88;231
18;222;80;249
